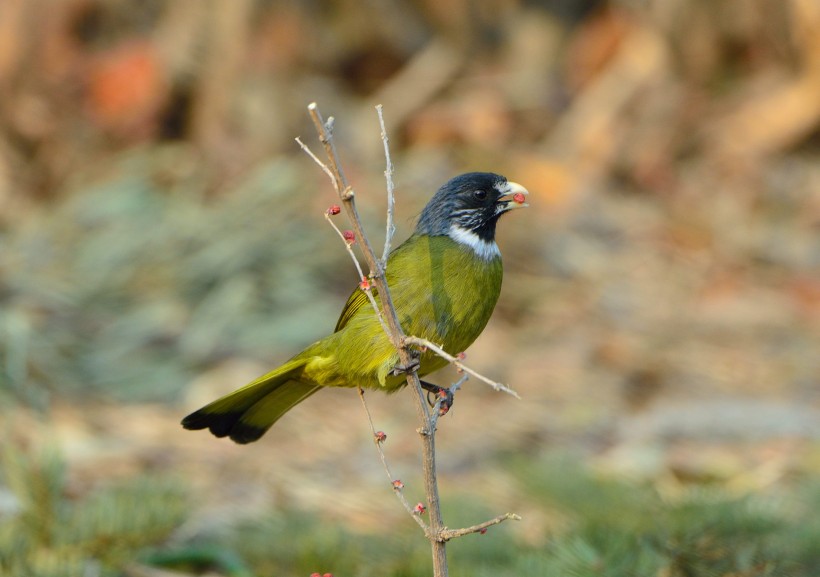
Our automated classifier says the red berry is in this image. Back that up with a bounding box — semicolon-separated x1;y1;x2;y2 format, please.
414;502;426;515
375;430;387;443
327;205;341;215
343;230;355;243
513;192;526;204
392;479;404;489
480;528;488;535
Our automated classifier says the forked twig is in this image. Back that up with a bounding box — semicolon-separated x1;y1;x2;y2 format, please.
404;336;521;399
440;513;523;541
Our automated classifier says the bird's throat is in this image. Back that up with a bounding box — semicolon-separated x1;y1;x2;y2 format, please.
448;224;501;260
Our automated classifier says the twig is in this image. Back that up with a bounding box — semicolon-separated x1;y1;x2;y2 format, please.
322;213;392;338
376;104;396;266
295;136;335;184
404;336;521;399
357;387;430;532
439;513;523;541
323;212;367;281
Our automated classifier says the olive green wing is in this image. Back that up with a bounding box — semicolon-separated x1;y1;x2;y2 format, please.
333;234;418;332
334;284;379;332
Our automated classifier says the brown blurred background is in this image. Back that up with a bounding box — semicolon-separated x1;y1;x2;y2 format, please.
1;0;819;574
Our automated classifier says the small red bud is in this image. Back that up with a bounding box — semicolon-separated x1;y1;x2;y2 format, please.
327;205;341;215
513;192;526;204
480;527;488;535
375;430;387;443
456;352;467;361
342;230;355;243
414;502;427;515
359;278;371;291
392;479;404;489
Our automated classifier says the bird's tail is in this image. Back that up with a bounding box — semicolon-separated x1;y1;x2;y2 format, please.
181;357;320;444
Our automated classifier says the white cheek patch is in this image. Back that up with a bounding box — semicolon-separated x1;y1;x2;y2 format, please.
448;225;501;260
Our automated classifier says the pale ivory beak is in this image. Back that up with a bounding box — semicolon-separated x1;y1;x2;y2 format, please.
497;181;529;210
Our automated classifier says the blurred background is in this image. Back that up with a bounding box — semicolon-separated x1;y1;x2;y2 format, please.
1;0;819;575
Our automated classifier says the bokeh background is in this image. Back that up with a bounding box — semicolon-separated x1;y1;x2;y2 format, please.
2;0;820;575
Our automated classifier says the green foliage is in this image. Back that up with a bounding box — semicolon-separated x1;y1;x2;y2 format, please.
516;454;815;576
0;443;189;577
137;455;820;577
4;444;819;576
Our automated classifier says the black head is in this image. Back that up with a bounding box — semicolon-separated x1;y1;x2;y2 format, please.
416;172;528;242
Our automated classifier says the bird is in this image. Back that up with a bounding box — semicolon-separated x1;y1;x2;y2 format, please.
181;172;528;443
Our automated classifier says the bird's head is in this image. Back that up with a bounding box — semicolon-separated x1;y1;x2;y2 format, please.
416;172;528;257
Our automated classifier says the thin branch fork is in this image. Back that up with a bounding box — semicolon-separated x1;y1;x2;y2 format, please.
403;336;521;399
440;513;523;541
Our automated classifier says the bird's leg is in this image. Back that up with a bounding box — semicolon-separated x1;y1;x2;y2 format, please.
391;358;420;375
390;349;421;376
420;380;454;416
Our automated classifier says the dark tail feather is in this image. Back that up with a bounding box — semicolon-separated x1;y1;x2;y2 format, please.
181;358;319;443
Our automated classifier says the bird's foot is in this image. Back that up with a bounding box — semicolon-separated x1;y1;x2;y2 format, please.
391;358;420;376
420;381;454;416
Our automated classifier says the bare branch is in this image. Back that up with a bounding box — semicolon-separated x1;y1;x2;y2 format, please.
376;104;396;266
323;213;392;338
357;387;430;532
439;513;523;541
295;136;335;184
324;212;366;280
403;337;521;399
308;103;349;200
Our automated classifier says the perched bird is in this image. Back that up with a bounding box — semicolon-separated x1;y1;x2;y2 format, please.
182;172;528;443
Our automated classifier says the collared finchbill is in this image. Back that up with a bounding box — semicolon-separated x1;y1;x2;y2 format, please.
494;180;529;211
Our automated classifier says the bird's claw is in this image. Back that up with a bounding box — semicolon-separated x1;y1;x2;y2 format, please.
420;382;454;416
391;358;420;376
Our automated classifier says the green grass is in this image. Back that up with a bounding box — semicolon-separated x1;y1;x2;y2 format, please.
0;442;188;577
4;440;818;577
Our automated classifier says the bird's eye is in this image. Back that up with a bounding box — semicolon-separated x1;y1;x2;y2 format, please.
473;189;487;200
